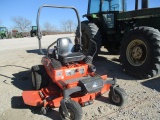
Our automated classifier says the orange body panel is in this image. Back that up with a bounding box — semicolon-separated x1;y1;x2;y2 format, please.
42;57;89;89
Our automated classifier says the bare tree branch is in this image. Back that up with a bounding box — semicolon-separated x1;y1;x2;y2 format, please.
43;22;58;35
66;20;74;32
61;20;68;32
61;19;75;33
11;16;31;32
43;22;56;32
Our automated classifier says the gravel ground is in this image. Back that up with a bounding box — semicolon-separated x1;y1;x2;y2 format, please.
0;34;160;120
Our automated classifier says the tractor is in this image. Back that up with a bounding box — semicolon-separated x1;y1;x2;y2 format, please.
75;0;160;79
30;26;37;37
0;27;8;39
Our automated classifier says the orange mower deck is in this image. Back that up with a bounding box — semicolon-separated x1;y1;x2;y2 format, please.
22;75;111;108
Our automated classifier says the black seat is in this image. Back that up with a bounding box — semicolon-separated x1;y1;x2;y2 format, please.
56;37;85;64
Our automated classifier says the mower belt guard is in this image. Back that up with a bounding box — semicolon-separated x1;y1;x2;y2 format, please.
22;91;43;106
79;75;103;93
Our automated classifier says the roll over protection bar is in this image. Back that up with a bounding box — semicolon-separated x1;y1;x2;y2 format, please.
36;5;82;55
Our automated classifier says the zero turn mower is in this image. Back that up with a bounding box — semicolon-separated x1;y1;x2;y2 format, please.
22;5;127;120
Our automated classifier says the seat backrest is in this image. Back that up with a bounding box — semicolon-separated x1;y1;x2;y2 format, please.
57;37;73;55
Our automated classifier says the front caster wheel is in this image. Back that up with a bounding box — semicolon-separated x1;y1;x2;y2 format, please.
59;100;83;120
40;107;48;114
109;87;127;106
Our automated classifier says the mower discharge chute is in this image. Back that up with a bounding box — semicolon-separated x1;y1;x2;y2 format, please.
22;5;127;120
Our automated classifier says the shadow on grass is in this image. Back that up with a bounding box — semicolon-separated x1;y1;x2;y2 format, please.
11;96;61;120
99;50;119;55
26;49;46;55
95;94;112;105
0;65;32;90
141;77;160;92
11;70;33;90
93;56;136;81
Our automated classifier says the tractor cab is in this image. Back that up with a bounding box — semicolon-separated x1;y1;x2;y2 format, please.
85;0;126;30
30;26;37;37
32;26;37;30
87;0;126;14
0;27;7;33
0;27;8;39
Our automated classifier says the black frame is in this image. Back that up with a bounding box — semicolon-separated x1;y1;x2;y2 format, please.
36;5;82;55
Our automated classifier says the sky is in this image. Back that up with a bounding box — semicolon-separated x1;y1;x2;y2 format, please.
0;0;160;31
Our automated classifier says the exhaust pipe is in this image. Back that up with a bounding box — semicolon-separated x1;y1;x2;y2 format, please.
135;0;148;10
142;0;148;9
135;0;138;10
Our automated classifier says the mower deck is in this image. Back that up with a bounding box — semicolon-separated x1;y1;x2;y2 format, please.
22;75;112;108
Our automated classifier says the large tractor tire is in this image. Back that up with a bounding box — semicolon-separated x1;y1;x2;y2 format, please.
75;21;102;57
120;26;160;79
1;34;4;39
31;33;35;37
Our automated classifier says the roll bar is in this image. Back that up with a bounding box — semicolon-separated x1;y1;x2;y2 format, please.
36;5;82;55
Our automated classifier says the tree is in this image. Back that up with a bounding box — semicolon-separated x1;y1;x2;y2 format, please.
11;16;31;32
43;22;56;32
61;19;75;33
66;20;74;32
61;20;68;33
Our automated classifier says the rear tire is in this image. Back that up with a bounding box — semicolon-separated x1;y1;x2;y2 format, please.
31;33;35;37
31;65;49;90
120;27;160;79
75;21;102;57
1;35;4;39
59;100;83;120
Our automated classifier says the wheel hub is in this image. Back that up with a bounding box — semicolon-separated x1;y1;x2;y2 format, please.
126;39;147;66
66;109;74;120
112;94;120;103
132;46;143;59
